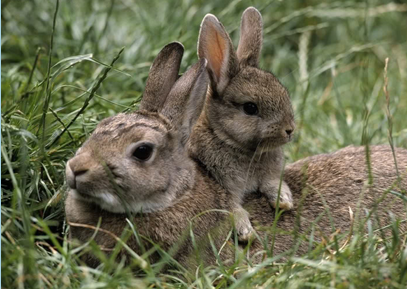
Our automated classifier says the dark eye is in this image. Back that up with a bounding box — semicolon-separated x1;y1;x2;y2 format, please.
243;102;258;115
133;144;153;161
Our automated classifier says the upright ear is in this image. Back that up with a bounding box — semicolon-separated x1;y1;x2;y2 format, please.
161;58;209;145
236;7;263;67
139;42;184;112
198;14;239;95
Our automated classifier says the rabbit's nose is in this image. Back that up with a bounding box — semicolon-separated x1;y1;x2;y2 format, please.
285;122;295;138
66;153;92;189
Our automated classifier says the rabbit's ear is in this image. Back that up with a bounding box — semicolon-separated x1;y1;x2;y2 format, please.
161;58;208;145
139;42;184;112
198;14;239;95
237;7;263;68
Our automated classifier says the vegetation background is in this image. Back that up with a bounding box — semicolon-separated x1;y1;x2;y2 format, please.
1;0;407;287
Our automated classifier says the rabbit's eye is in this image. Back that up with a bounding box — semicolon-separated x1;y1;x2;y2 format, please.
133;144;153;161
243;102;258;115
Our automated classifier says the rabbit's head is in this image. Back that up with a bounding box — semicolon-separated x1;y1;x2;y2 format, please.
65;43;208;214
198;7;295;153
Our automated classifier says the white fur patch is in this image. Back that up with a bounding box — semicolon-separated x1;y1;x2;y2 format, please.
69;189;178;214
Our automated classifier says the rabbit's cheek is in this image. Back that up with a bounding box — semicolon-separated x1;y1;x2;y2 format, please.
224;115;259;141
96;193;125;213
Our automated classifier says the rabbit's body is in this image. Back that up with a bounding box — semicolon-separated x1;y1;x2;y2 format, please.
188;8;295;241
248;145;407;259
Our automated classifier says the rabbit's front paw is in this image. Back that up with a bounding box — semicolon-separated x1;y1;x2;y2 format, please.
233;206;255;243
267;182;293;210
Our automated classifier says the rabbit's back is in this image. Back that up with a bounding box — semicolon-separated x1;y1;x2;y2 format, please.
245;145;407;257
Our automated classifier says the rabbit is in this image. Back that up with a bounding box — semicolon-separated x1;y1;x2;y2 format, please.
248;145;407;259
64;43;407;271
64;42;237;268
188;7;295;242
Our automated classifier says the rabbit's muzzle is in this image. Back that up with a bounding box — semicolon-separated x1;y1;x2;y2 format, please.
66;153;129;213
66;152;96;194
281;119;295;142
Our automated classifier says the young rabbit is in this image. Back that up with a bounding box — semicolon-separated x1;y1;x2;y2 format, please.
64;42;236;268
188;7;295;241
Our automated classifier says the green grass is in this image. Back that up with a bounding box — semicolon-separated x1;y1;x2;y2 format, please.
1;0;407;287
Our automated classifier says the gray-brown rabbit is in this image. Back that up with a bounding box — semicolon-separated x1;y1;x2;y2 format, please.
188;7;295;241
65;42;235;268
249;145;407;259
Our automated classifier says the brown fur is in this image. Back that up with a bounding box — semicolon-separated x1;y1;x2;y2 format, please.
65;164;233;268
65;42;235;269
248;145;407;260
189;7;295;241
65;42;407;272
66;143;407;269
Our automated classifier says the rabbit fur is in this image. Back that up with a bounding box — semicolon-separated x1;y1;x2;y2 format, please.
65;42;235;268
248;145;407;260
66;135;407;268
188;7;295;241
65;20;407;272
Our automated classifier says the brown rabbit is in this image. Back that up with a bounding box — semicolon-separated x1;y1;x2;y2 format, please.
65;42;236;268
248;145;407;260
188;7;295;242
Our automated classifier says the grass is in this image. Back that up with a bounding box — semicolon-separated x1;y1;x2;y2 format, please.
1;0;407;287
